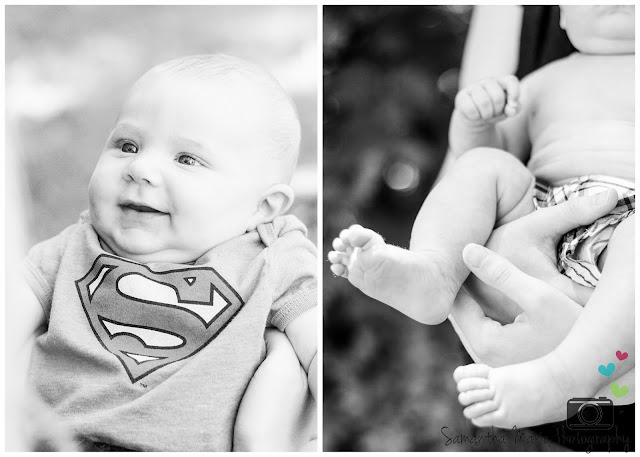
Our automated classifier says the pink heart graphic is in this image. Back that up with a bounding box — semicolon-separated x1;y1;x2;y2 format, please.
616;351;628;361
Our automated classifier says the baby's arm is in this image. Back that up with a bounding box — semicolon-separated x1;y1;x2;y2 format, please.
449;75;532;160
284;307;317;401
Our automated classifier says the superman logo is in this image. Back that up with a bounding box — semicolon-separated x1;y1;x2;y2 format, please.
75;254;245;382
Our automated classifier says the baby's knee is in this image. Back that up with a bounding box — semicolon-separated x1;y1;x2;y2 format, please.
457;147;528;178
458;148;534;223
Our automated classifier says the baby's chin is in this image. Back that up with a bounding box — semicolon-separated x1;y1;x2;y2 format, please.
97;232;199;265
112;246;197;265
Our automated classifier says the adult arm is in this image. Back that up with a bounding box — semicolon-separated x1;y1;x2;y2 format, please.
459;6;523;87
9;277;46;375
6;276;78;451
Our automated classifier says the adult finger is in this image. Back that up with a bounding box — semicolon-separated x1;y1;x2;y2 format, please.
526;190;618;240
462;243;553;312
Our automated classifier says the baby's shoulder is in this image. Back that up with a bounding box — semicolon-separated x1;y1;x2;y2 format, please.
27;215;91;264
520;56;574;90
258;215;316;272
258;215;310;248
24;214;94;301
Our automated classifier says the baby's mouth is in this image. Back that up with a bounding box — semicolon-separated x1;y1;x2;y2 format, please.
120;202;167;215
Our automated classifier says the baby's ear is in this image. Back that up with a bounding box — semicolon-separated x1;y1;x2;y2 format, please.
246;184;295;230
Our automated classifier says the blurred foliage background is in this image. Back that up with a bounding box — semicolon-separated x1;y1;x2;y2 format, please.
323;6;563;451
6;5;317;251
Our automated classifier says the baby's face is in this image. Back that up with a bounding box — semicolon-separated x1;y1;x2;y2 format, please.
89;73;278;264
560;5;635;55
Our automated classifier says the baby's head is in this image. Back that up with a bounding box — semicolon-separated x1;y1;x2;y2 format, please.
89;54;301;264
560;5;635;55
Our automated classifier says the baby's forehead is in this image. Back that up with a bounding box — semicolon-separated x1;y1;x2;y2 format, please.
135;59;280;103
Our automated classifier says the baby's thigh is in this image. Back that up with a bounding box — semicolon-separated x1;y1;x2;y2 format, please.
455;148;536;226
594;214;634;303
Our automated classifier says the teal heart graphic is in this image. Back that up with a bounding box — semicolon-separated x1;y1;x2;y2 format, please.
610;382;629;398
598;363;615;377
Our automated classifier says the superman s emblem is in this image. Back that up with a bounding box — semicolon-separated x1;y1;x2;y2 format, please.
75;254;245;382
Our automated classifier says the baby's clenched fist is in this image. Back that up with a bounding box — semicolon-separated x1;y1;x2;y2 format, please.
454;75;520;122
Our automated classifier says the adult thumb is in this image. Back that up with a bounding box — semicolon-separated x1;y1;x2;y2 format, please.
527;189;618;240
462;243;548;312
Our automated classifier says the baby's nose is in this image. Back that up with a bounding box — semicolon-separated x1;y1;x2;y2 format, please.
124;153;162;186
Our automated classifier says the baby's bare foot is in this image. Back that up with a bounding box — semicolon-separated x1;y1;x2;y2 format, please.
453;356;572;428
328;224;458;324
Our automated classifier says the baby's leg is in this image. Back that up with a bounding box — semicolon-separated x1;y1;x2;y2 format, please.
329;148;534;324
455;215;634;428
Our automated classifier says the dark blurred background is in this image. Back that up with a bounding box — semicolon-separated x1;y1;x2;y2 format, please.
6;5;317;252
322;6;563;451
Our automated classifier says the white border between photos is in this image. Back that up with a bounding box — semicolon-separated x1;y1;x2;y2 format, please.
316;4;324;452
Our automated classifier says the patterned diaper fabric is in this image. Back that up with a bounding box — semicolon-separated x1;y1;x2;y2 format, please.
533;175;635;288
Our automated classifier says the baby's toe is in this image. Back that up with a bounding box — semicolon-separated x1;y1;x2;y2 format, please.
453;364;491;383
470;409;503;428
330;263;347;277
332;237;347;252
343;227;383;249
338;227;353;240
456;377;490;393
458;387;494;406
463;399;498;419
328;251;349;266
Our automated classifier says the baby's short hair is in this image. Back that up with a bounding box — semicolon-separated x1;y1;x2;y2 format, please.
138;54;301;178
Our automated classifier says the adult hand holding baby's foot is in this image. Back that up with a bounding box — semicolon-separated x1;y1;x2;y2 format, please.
463;243;582;336
452;244;583;366
455;75;520;122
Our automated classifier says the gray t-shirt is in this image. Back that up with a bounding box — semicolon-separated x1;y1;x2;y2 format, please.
24;211;316;451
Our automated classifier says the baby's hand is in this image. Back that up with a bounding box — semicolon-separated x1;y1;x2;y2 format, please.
454;75;520;123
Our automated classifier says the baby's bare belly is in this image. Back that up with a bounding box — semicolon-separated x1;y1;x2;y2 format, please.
527;121;635;186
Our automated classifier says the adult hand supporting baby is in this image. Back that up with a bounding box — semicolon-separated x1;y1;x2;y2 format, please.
450;190;619;367
463;189;619;324
233;329;316;451
454;244;582;367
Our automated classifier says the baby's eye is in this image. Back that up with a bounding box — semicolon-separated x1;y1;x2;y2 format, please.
176;154;202;167
121;142;138;154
